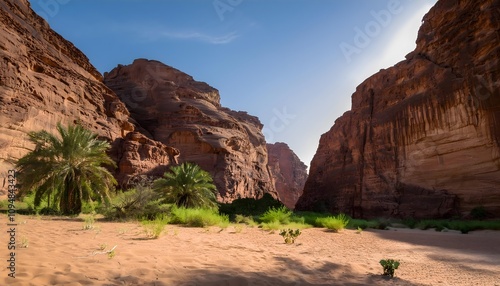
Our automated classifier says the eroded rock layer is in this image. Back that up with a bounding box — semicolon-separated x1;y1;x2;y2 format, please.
104;59;278;202
296;0;500;218
267;142;308;209
0;0;175;192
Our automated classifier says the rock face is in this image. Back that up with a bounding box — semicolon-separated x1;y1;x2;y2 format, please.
297;0;500;218
267;142;308;209
111;132;180;188
104;59;278;202
0;0;174;192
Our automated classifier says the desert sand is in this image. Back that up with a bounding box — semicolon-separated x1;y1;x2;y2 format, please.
1;215;499;286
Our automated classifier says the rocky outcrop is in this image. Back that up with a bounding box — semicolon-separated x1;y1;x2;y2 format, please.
111;132;180;188
104;59;278;202
296;0;500;218
267;142;308;209
0;0;175;193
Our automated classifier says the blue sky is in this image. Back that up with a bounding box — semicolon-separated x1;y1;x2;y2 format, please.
29;0;437;168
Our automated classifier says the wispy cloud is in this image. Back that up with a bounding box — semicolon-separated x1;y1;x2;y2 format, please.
121;24;239;45
157;30;239;44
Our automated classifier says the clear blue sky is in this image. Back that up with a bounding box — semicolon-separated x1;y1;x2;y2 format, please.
29;0;437;168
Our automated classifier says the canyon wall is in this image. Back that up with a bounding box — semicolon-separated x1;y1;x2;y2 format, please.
0;0;176;193
267;142;308;209
296;0;500;218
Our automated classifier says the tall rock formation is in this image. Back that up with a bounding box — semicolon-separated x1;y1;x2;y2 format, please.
0;0;176;193
297;0;500;218
267;142;308;209
104;59;277;202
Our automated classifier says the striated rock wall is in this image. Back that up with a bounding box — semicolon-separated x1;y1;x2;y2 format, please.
0;0;175;193
267;142;308;209
297;0;500;218
104;59;278;202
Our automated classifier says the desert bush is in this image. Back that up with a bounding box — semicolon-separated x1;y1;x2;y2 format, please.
169;207;229;227
292;211;331;227
141;215;169;239
470;206;488;220
316;213;350;232
104;180;169;220
380;259;400;277
279;229;301;244
219;193;284;217
259;206;292;224
82;214;96;230
401;218;418;229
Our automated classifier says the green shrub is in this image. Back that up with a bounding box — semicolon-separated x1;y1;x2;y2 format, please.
82;214;95;230
104;182;167;220
0;200;7;210
470;206;488;220
279;229;301;244
219;193;284;217
292;211;331;227
380;259;400;277
316;213;350;232
169;207;229;227
259;206;292;224
401;218;418;229
141;216;169;238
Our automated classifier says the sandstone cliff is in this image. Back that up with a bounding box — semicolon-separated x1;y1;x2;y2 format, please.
267;142;308;209
296;0;500;218
0;0;176;192
104;59;278;202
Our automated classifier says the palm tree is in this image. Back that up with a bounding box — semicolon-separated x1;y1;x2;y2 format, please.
16;123;117;215
153;162;218;209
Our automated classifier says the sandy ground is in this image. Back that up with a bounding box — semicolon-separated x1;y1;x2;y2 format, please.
1;215;499;286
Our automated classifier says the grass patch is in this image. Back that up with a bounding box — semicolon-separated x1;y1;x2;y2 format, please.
234;214;258;227
348;218;381;230
169;207;229;228
316;214;349;232
141;215;169;238
259;206;292;224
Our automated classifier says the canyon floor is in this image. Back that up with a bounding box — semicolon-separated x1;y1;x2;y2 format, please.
1;215;499;286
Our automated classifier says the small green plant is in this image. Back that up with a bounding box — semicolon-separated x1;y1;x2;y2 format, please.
118;228;128;235
234;214;258;226
20;237;29;248
234;224;244;233
356;226;363;234
98;243;107;251
108;249;116;259
279;228;301;244
380;259;400;278
141;216;169;239
82;214;95;230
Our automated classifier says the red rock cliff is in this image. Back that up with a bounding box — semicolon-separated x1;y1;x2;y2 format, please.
267;143;308;209
0;0;176;192
104;59;278;202
296;0;500;218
